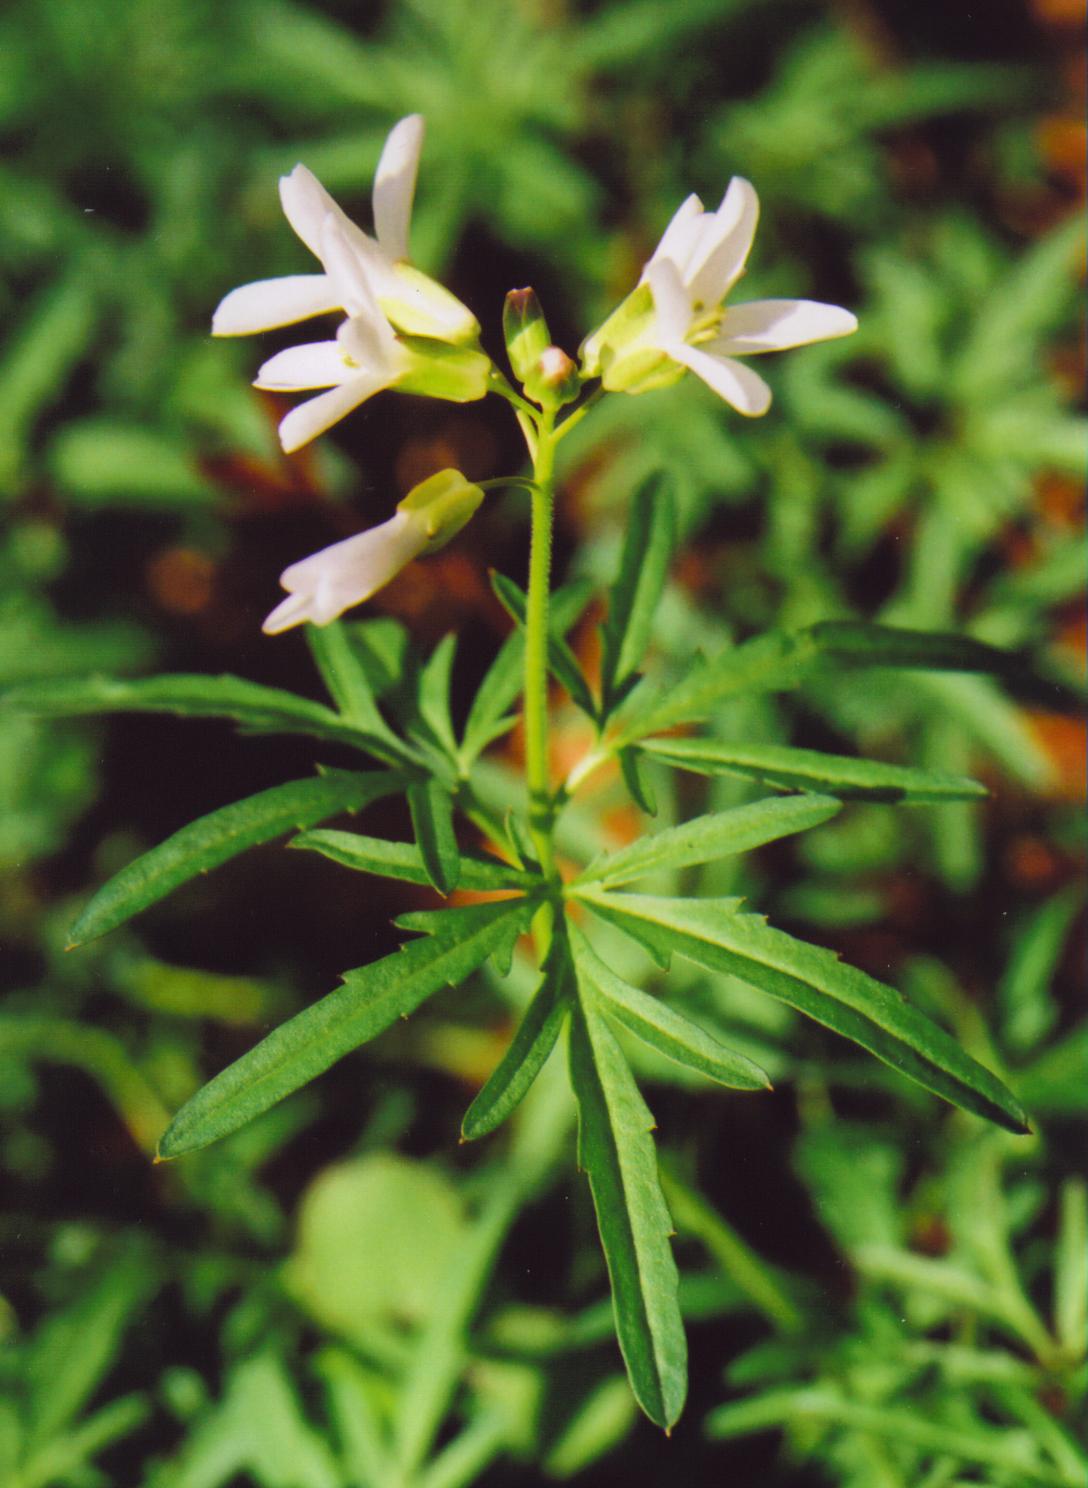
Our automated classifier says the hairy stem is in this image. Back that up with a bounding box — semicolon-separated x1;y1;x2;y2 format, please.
524;413;557;879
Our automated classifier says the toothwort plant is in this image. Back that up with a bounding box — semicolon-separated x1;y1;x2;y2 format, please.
21;117;1032;1429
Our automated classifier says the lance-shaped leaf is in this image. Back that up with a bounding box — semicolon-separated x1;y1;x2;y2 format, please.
407;779;462;894
462;932;573;1140
571;928;769;1091
413;633;459;759
460;579;594;765
4;672;411;762
614;623;1039;745
640;736;989;804
291;829;538;892
67;770;408;948
305;620;399;743
599;476;675;716
572;794;840;889
491;571;598;719
580;892;1029;1134
158;897;536;1158
569;963;687;1430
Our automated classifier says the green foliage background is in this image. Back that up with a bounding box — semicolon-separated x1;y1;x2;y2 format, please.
1;0;1084;1484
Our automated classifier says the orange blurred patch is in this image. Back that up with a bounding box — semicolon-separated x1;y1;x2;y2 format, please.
1036;117;1088;193
146;547;215;616
1026;711;1087;800
1004;834;1064;889
1030;0;1086;26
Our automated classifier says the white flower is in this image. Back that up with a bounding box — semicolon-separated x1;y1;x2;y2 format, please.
582;178;857;414
211;114;478;346
231;213;490;454
263;469;484;633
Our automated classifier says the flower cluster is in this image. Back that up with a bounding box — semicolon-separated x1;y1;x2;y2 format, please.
213;116;857;632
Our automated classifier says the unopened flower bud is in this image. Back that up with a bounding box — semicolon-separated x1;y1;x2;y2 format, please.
503;287;552;389
532;346;580;406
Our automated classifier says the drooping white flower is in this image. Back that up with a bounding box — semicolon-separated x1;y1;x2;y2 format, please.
582;178;857;415
243;217;490;453
263;469;484;634
212;115;478;346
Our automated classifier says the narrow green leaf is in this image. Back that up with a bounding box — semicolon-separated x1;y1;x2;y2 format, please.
807;620;1029;676
706;1389;1063;1483
306;620;397;739
460;579;594;764
3;672;410;762
618;745;657;815
291;830;538;892
600;476;675;715
582;892;1030;1134
616;622;1036;745
571;928;769;1091
491;571;598;718
408;780;462;894
573;794;840;889
640;736;989;804
568;975;687;1430
158;898;536;1157
415;634;459;757
68;771;407;947
461;934;573;1140
1055;1179;1087;1356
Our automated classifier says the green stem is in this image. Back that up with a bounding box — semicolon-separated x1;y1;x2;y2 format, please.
524;413;557;879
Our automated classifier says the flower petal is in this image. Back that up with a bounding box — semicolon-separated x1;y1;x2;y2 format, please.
646;259;692;346
320;217;390;324
277;373;390;454
212;275;340;336
715;298;858;354
373;114;424;262
645;193;705;279
671;343;772;417
254;340;354;391
686;177;759;309
265;510;426;632
279;164;348;260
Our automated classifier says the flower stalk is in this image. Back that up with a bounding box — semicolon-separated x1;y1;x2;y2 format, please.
523;410;558;881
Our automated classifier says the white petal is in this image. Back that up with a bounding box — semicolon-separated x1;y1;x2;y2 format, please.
644;193;705;278
265;510;426;632
212;275;340;336
645;259;692;345
254;340;354;390
373;114;424;262
671;343;772;417
263;589;319;634
320;216;388;324
277;374;390;453
279;164;346;260
714;298;858;354
686;177;759;309
338;314;404;375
